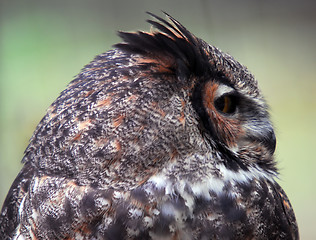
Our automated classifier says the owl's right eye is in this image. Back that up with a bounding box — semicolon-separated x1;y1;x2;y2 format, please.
214;94;238;115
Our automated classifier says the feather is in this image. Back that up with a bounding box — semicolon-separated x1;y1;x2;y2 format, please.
114;12;210;80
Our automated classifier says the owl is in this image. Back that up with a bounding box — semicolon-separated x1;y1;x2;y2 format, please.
0;12;298;239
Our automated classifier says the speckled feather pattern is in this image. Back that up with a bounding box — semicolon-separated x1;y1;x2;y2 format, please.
0;13;298;239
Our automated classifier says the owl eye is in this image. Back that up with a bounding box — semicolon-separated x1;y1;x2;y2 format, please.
214;94;238;114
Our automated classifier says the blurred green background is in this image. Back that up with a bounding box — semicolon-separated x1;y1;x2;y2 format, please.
0;0;315;238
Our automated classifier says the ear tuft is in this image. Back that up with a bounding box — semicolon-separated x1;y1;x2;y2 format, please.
114;12;210;79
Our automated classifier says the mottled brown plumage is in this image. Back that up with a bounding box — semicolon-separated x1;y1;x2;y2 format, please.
0;12;298;239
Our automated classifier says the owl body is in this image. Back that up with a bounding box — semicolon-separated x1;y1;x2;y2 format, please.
0;13;298;239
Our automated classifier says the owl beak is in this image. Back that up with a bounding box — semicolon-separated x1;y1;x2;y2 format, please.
237;127;276;156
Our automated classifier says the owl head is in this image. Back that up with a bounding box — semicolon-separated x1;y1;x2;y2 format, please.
25;12;277;189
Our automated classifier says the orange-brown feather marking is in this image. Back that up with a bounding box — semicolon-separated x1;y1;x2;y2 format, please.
203;81;243;147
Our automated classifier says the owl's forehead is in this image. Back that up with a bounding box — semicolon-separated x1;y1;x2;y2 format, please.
203;42;261;99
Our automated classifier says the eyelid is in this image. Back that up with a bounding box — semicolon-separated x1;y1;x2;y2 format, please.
214;84;235;99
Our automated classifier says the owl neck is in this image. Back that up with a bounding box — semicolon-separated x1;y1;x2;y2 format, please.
145;157;276;201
